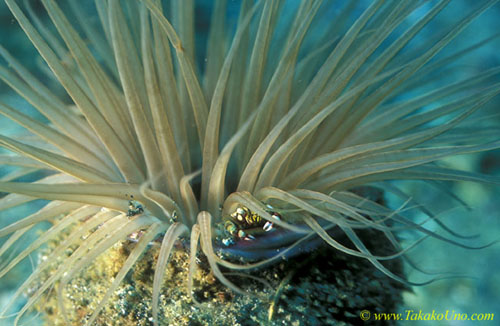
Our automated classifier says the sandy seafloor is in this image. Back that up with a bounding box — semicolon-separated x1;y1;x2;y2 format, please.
0;1;499;325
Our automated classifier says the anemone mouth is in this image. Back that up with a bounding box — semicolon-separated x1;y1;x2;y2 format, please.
215;222;331;262
0;0;500;325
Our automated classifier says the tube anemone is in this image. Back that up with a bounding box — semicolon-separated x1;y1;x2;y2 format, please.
0;0;499;325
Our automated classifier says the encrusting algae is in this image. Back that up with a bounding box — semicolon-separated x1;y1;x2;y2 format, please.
36;213;404;326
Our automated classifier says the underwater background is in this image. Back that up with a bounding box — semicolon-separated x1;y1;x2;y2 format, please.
0;0;499;325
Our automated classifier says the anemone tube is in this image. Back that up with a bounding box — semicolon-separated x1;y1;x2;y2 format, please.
0;0;499;325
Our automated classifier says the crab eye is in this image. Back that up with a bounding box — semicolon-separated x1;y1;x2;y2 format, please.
224;220;237;235
263;221;274;232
